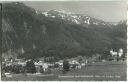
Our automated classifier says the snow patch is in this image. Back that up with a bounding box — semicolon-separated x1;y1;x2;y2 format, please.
93;22;98;25
71;15;77;18
60;14;65;19
84;18;90;24
42;12;48;17
51;16;55;18
73;19;80;24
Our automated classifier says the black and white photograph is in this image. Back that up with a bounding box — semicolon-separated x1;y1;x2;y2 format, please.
1;0;127;81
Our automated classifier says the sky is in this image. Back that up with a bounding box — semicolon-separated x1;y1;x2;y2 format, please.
23;1;127;22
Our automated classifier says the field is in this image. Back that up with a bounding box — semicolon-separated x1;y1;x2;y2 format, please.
2;61;127;81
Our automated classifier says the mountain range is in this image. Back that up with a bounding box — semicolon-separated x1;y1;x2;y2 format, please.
2;2;127;59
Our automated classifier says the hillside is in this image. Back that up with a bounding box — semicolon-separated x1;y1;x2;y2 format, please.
2;2;127;59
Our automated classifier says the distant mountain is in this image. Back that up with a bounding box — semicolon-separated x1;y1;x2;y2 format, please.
2;2;127;59
39;9;111;26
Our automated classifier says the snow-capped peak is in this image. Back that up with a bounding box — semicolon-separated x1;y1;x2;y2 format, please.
54;10;72;15
40;9;110;26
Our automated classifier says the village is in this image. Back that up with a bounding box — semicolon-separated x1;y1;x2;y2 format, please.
2;48;126;79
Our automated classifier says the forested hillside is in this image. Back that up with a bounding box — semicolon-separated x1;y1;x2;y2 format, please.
2;2;127;59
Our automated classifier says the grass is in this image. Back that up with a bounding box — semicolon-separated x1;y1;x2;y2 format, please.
1;61;127;81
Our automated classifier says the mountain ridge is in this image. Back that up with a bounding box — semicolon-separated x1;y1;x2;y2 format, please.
2;2;127;59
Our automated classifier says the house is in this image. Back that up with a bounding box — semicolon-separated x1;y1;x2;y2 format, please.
109;49;125;61
14;59;26;66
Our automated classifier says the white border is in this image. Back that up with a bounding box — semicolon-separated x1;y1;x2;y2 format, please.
1;0;127;82
126;1;128;81
0;0;127;2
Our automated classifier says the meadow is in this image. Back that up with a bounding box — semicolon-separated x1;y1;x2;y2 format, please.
2;61;126;81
